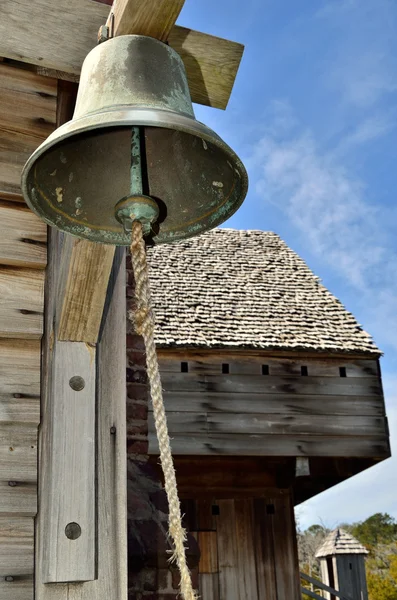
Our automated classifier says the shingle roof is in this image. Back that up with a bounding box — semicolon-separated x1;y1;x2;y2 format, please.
147;229;380;354
315;529;369;557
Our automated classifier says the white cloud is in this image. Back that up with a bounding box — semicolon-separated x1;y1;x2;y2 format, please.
247;100;397;351
336;114;395;153
249;129;389;289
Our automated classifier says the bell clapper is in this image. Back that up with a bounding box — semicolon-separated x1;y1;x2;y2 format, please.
115;126;160;237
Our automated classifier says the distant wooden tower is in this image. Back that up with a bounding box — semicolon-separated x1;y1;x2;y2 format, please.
315;528;369;600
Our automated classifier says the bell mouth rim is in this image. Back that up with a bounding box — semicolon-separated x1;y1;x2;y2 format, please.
21;108;249;246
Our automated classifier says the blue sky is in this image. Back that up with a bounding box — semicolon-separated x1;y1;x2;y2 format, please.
179;0;397;530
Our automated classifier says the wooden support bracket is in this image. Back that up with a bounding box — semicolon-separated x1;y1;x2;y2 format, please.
57;236;115;343
42;340;96;583
106;0;186;40
1;0;244;110
37;230;127;596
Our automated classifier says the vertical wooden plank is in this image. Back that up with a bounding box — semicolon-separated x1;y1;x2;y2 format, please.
197;530;219;600
272;495;301;600
57;236;115;343
357;556;369;600
36;243;127;599
253;498;277;600
319;560;331;600
198;531;218;574
42;341;96;583
234;499;259;600
88;246;127;600
199;574;220;600
332;556;339;596
197;499;217;531
216;500;239;600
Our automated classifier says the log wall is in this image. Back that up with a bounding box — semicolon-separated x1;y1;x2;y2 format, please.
148;351;390;458
0;62;55;599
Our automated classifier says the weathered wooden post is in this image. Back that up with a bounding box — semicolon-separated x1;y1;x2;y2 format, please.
316;528;369;600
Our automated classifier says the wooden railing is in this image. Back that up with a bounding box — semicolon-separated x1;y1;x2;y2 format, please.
300;572;351;600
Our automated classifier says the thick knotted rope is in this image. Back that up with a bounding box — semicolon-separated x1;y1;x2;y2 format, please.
129;220;197;600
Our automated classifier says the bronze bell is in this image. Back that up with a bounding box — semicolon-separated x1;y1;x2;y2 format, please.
21;35;248;245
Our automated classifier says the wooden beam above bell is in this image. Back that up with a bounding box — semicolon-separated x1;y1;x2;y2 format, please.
0;0;244;110
106;0;185;40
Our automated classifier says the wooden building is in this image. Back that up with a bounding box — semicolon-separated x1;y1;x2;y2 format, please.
316;528;369;600
125;228;390;599
0;2;391;599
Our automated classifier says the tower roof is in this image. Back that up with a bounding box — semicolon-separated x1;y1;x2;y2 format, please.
315;528;369;558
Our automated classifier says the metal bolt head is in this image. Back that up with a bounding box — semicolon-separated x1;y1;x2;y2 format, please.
69;376;85;391
97;25;109;44
65;522;82;540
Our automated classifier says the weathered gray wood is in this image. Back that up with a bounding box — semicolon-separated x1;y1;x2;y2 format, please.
0;424;37;481
148;412;207;432
42;341;96;583
36;235;127;598
0;395;40;425
56;235;115;344
199;574;220;600
0;340;40;396
272;496;301;600
90;246;128;600
162;391;385;416
0;481;36;516
0;201;47;269
302;587;328;600
0;1;243;110
35;226;95;582
301;572;350;600
0;63;57;196
234;499;259;600
0;64;56;138
319;559;331;599
158;355;379;378
148;432;390;457
0;576;33;600
334;555;368;600
206;414;386;436
0;517;33;576
0;267;44;339
216;500;240;600
253;498;277;600
159;372;382;396
198;531;218;574
149;412;386;437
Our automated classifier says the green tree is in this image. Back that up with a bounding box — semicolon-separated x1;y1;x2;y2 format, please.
351;513;397;550
367;571;397;600
389;555;397;582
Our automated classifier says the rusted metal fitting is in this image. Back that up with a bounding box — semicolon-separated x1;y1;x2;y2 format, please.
115;195;160;237
97;25;110;45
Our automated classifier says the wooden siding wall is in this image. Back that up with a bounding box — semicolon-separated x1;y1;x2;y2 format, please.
0;63;55;599
185;493;301;600
149;352;389;458
334;555;369;600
